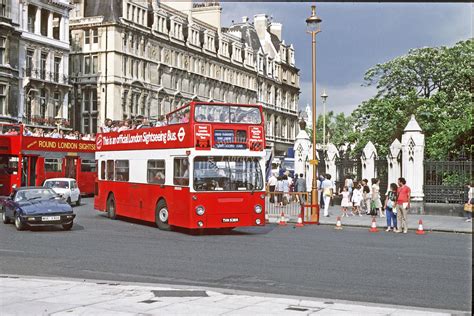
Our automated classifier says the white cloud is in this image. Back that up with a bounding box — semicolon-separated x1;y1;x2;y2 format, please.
299;81;377;116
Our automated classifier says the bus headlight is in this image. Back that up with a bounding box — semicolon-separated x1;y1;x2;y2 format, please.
254;205;262;214
195;206;205;216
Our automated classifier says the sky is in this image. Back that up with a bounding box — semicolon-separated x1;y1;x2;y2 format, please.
219;2;472;115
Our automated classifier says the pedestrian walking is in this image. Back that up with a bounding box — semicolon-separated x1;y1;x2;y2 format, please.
384;183;398;231
362;179;372;216
281;175;290;206
321;174;333;217
351;182;363;216
339;186;352;217
318;174;325;210
296;173;307;205
464;182;473;222
276;176;283;206
371;178;384;217
395;177;411;234
267;173;278;204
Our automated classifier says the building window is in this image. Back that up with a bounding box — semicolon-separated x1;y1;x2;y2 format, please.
82;89;98;134
53;91;61;115
26;50;34;76
123;56;128;76
92;55;98;74
0;37;5;64
0;84;6;115
0;0;7;18
40;52;47;80
27;6;36;33
84;29;90;44
39;89;47;118
53;57;61;82
92;29;98;43
147;160;165;184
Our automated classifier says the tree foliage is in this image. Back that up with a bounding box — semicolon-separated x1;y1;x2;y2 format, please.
349;39;473;160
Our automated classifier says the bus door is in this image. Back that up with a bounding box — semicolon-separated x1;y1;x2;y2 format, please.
65;157;77;179
28;156;37;186
0;155;19;196
20;156;37;186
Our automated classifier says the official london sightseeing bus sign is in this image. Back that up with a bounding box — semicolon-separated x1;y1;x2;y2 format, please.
96;125;190;151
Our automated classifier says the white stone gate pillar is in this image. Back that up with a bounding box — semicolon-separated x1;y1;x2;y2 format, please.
325;143;339;182
386;138;402;191
401;115;425;201
361;141;377;181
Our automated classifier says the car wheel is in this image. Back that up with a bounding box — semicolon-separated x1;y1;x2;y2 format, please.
107;195;116;220
14;213;26;231
155;200;170;231
2;211;10;224
62;222;73;231
76;196;81;207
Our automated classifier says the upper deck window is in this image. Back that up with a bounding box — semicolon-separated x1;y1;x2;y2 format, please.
167;106;190;125
194;104;261;124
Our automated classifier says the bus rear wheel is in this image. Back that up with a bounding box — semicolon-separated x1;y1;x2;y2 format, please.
107;195;116;220
155;200;170;231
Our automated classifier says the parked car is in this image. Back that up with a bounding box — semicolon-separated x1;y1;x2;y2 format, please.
1;187;75;231
43;178;81;206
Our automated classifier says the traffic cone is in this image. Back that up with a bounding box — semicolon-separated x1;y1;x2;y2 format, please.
278;211;287;226
295;214;304;227
335;216;343;230
369;218;378;232
416;219;425;235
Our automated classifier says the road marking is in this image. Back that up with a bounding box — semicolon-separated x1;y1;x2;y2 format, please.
0;249;25;253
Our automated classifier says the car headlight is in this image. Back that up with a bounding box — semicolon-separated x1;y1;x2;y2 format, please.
254;205;262;214
195;206;205;216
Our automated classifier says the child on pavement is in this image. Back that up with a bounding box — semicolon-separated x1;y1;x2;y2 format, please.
351;182;363;216
339;186;352;217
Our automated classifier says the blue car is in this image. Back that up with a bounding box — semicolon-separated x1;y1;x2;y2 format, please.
1;187;75;231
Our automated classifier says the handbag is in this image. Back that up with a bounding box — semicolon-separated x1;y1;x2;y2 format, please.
464;203;473;212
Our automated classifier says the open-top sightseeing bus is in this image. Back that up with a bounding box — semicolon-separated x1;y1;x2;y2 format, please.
0;124;96;196
94;102;266;230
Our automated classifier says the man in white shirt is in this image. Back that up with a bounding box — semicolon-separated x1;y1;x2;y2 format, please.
267;173;278;203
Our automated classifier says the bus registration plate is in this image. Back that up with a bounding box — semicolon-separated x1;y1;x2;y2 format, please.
222;218;239;223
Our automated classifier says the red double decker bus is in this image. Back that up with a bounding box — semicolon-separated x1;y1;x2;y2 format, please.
0;124;96;196
94;102;266;230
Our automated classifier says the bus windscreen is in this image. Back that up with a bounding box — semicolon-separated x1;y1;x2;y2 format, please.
193;156;263;192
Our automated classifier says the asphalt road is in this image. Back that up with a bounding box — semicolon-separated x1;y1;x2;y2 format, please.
0;198;471;312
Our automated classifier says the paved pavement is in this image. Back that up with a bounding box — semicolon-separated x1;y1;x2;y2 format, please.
0;275;464;315
268;205;473;234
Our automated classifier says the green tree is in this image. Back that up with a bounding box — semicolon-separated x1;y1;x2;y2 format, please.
350;39;473;159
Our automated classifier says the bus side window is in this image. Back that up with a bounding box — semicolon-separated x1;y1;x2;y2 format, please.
173;158;189;186
147;160;165;184
100;161;106;180
115;160;129;182
106;160;114;180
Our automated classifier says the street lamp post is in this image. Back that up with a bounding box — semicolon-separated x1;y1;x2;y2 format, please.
321;90;328;149
306;5;322;223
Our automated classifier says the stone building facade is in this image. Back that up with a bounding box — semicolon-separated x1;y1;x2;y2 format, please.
16;0;72;127
69;0;300;155
0;0;21;121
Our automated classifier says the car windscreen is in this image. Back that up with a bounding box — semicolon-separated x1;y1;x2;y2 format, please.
14;189;57;202
44;181;70;189
193;156;263;192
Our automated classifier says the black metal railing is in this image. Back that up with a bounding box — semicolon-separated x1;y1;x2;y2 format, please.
22;67;69;85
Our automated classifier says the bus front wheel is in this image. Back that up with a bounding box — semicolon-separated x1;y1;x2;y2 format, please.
107;195;116;220
155;200;170;231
